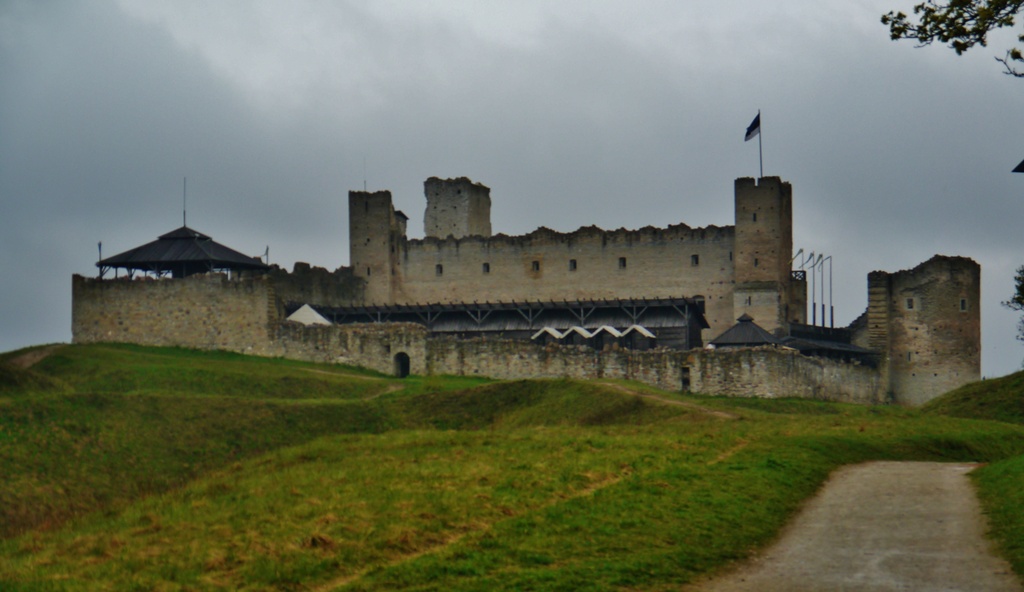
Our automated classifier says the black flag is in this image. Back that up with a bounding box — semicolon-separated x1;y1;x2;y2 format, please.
745;113;760;142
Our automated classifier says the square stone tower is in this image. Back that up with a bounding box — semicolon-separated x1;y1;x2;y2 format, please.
423;177;492;239
732;177;798;334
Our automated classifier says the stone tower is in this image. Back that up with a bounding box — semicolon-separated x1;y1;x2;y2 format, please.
865;256;980;405
732;177;798;333
423;177;492;239
348;189;404;304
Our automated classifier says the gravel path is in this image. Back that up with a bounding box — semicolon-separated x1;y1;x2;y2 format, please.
688;461;1021;592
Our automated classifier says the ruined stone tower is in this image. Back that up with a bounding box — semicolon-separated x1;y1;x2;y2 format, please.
861;256;981;405
423;177;492;239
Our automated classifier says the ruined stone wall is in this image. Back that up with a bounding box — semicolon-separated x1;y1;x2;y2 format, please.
72;274;277;352
425;337;688;391
393;225;739;340
270;322;428;376
70;272;892;404
685;347;884;404
267;262;364;308
425;337;883;402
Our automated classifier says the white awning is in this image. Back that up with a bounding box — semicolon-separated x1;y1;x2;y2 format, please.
287;304;332;326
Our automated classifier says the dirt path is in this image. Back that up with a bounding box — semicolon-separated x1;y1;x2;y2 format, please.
298;367;405;399
688;461;1021;592
7;344;64;369
594;381;738;419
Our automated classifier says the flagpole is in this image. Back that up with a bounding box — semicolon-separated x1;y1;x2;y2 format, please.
757;110;763;178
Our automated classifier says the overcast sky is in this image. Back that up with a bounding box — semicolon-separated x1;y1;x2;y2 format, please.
3;1;1023;377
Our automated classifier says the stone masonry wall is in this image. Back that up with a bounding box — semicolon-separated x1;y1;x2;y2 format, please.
425;337;883;403
685;347;884;404
267;262;365;308
394;224;738;340
269;322;429;376
426;337;688;391
72;272;889;404
72;274;277;352
351;176;805;343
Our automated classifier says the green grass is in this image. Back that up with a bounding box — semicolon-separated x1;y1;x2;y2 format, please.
3;344;1024;590
923;370;1024;425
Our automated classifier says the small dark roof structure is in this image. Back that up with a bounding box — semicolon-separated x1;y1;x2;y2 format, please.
98;226;269;278
710;314;780;348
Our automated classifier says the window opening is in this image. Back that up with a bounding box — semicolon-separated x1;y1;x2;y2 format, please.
691;254;699;266
436;264;443;276
618;257;627;269
569;259;577;271
906;298;914;310
531;260;540;272
482;262;490;274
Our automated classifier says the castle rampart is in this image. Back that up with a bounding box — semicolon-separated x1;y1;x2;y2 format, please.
68;262;953;406
350;176;804;340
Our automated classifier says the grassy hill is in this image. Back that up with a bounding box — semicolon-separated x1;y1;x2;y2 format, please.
923;370;1024;425
2;344;1024;590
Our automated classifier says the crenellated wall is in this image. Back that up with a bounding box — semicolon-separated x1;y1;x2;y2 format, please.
349;176;805;341
266;262;364;308
394;224;737;336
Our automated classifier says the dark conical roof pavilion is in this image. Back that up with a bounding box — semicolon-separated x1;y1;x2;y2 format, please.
98;226;268;278
709;314;780;348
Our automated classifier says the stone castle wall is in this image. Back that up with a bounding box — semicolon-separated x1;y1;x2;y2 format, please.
72;274;277;352
71;272;882;403
684;347;884;404
348;177;806;340
266;262;364;308
394;225;737;337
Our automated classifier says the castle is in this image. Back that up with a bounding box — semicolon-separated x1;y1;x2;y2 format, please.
72;176;980;406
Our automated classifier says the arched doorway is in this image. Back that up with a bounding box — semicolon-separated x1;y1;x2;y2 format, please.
393;352;410;378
